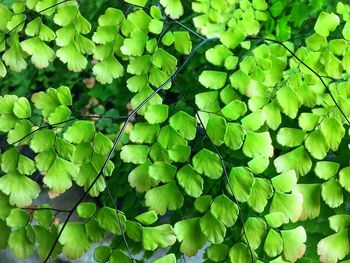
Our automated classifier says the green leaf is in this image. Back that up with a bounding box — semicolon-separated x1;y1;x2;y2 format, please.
207;244;229;262
130;123;160;144
243;131;273;158
77;202;96;219
195;91;220;112
56;43;87;72
211;194;239;227
205;44;232;66
206;115;227;146
168;144;191;162
339;166;350;193
93;132;113;155
220;30;245;49
318;229;349;263
221;100;247;120
144;104;168;124
109;249;131;263
43;157;78;194
1;147;18;173
120;145;150;164
264;229;283;257
174;31;192;54
93;57;124;84
148;161;176;183
199;70;227;90
128;160;156;193
33;205;53;228
271;170;297;193
277;128;305;147
281;227;307;262
244;217;267;249
6;208;29;228
305;130;329;160
125;0;147;7
247;178;273;213
314;161;339;180
126;220;142;242
59;222;91;259
20;37;55;68
229;243;252;263
329;214;350;232
194;195;212;213
0;171;40;207
158;125;187;148
149;19;163;34
169;111;196;140
314;12;340;36
160;0;184;19
224;123;245;150
241;110;265;131
270;192;303;222
63;121;95;144
228;167;255;202
176;165;203;198
48;105;71;125
0;219;10;249
13;97;31;118
264;212;289;228
153;254;176;263
94;246;111;263
200;211;226;244
293;184;321;220
145;181;184;215
276;85;300;119
193;149;223;179
8;227;35;259
248;157;269;174
135;211;158;226
174;217;207;256
274;146;312;176
97;207;126;235
142;224;176;251
320;117;345;151
7;120;32;145
321;179;343;208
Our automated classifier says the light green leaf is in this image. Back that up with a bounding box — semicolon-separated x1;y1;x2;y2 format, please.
200;211;226;244
56;43;87;72
169;111;196;140
94;246;111;263
243;131;273;158
158;125;187;148
318;229;349;263
120;145;150;164
125;0;147;7
195;91;220;112
174;31;192;54
199;70;227;90
276;85;300;119
293;184;321;220
274;146;312;176
211;194;239;228
270;192;303;222
0;171;40;207
206;115;227;146
17;155;35;175
193;149;222;179
176;165;203;198
221;100;247;120
135;211;158;225
7;120;32;145
264;212;289;228
244;217;267;249
321;179;343;208
205;45;232;66
229;167;255;202
329;214;350;232
241;110;265;131
13;97;31;119
160;0;184;19
277;128;305;147
63;121;95;144
142;224;176;251
129;123;160;144
271;170;297;193
145;181;184;215
128;160;156;193
77;202;96;219
93;57;124;84
264;229;283;258
97;207;126;235
154;254;176;263
281;227;307;262
220;30;245;50
59;222;91;259
194;195;212;213
8;227;35;259
6;209;29;228
168;145;191;162
1;147;18;173
339;166;350;193
20;37;55;68
144;104;168;124
148;161;176;183
174;217;207;256
247;178;273;213
314;12;340;36
207;244;229;262
314;161;339;180
320;117;345;151
305;130;329;160
224;123;245;150
229;243;252;263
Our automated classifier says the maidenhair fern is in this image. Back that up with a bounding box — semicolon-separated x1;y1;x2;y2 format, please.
0;0;350;263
